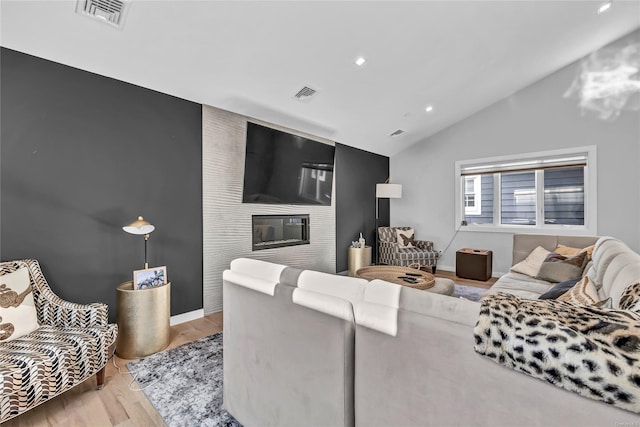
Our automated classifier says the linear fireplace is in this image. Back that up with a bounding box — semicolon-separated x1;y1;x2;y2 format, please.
252;214;310;251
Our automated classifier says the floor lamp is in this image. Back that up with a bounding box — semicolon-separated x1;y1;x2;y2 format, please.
375;182;402;264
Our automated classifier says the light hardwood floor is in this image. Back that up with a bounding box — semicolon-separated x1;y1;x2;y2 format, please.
4;312;223;427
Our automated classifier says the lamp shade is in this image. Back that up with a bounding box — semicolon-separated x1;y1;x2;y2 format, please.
376;183;402;199
123;216;155;235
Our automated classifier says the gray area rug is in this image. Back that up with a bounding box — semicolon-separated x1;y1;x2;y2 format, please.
453;283;487;301
127;333;241;427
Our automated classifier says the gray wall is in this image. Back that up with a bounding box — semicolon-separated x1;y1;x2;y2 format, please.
391;30;640;275
1;48;203;321
335;143;390;272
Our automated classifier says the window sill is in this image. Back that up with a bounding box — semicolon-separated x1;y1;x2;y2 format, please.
459;224;597;236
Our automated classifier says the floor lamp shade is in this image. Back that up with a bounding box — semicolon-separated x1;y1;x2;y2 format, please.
376;183;402;199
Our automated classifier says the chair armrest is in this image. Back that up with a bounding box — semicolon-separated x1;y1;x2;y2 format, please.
20;258;110;328
414;240;435;252
37;295;109;328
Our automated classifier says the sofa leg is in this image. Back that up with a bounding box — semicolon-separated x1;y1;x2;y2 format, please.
432;266;437;274
96;367;105;390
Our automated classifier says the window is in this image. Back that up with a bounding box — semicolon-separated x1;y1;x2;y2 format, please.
464;175;481;215
455;147;597;234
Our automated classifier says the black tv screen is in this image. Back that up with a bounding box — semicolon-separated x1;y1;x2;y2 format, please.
243;122;335;206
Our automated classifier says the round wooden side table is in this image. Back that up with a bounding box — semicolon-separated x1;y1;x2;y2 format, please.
115;281;171;359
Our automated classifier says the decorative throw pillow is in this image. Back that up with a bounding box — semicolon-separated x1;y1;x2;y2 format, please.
558;276;600;305
619;283;640;313
0;268;39;341
538;278;580;300
536;251;587;283
396;228;416;248
510;246;550;277
554;244;595;260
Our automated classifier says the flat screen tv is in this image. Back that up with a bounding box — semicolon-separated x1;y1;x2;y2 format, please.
242;122;335;206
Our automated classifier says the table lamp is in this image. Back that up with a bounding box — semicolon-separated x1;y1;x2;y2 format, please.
123;216;155;268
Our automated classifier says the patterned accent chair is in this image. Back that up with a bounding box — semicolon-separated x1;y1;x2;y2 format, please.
0;259;118;423
378;227;439;273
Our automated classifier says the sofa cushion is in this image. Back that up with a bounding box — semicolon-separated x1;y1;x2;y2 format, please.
395;228;415;248
0;268;39;341
554;244;595;260
538;278;580;300
475;292;640;414
489;272;553;299
0;324;117;415
510;246;550;278
536;251;587;283
557;276;599;305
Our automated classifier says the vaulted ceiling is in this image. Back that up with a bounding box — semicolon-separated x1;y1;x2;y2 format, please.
2;1;639;156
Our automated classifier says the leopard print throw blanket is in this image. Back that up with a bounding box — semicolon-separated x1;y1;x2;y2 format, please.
474;292;640;413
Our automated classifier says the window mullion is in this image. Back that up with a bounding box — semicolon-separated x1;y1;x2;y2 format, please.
494;173;500;226
536;169;544;227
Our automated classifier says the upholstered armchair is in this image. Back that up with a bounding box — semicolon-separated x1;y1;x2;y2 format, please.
378;227;439;273
0;259;118;423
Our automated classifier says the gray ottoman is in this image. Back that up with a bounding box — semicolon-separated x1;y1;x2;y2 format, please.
426;277;455;296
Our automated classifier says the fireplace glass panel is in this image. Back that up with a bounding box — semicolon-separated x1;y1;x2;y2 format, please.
252;214;310;250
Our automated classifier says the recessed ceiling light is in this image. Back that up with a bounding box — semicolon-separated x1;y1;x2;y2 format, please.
425;105;434;113
597;1;612;13
355;56;366;67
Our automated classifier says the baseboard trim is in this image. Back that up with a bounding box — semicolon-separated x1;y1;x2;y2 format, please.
170;309;204;326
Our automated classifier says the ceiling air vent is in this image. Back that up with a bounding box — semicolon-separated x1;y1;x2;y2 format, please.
76;0;128;28
389;129;405;137
294;86;317;103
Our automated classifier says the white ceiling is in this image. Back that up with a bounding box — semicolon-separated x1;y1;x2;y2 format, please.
1;1;639;156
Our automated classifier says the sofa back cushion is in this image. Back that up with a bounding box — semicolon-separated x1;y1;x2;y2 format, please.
297;270;367;305
512;234;598;266
229;257;287;283
0;267;39;341
600;253;640;307
588;238;633;289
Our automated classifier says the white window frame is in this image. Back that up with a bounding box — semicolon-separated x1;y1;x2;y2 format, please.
464;175;482;215
454;146;597;235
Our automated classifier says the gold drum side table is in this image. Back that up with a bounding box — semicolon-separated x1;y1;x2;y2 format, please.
115;281;171;359
348;246;372;277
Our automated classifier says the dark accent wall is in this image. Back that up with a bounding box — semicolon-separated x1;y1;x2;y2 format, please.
335;143;389;272
0;48;203;322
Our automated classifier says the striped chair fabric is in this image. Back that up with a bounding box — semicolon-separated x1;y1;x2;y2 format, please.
378;227;439;272
0;259;117;423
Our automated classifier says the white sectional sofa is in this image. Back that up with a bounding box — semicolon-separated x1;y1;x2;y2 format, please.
222;235;640;427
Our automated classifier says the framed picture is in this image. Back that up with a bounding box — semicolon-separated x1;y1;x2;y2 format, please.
133;266;168;290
